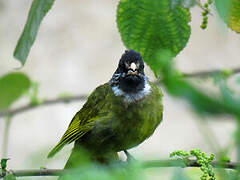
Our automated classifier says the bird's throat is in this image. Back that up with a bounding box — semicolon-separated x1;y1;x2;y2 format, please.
110;77;151;103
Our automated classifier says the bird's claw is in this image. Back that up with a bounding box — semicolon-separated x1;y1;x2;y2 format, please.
124;150;136;163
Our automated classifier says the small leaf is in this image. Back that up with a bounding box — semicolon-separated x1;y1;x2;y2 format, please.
14;0;55;65
221;69;233;78
1;159;9;170
215;0;240;33
0;73;31;110
117;0;191;75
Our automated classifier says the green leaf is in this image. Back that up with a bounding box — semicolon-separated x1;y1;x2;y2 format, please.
0;73;31;110
13;0;55;65
117;0;191;75
215;0;240;33
1;159;9;170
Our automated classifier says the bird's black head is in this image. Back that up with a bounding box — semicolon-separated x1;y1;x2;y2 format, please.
110;50;146;94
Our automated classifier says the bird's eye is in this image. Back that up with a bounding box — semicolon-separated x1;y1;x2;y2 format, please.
119;63;126;72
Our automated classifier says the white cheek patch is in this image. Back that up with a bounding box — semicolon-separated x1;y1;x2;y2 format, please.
111;78;151;103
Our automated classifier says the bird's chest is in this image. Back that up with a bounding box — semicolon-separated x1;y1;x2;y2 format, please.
82;92;162;152
111;103;159;150
92;97;161;151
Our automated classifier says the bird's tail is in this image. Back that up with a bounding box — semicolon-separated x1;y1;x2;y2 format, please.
57;144;119;179
64;146;119;169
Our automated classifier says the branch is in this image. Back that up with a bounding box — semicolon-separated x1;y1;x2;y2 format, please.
0;169;63;178
0;160;239;178
183;67;240;78
0;95;87;118
1;67;240;118
194;0;214;16
142;159;238;169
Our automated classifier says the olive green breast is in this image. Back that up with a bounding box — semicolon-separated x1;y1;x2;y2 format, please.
79;82;163;153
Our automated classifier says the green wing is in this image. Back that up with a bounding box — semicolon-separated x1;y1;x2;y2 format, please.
47;83;111;158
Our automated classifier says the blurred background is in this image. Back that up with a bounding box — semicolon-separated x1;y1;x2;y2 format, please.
0;0;240;179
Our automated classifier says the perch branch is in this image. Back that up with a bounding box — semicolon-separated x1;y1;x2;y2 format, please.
1;67;240;118
183;67;240;78
0;95;87;118
0;160;239;178
0;169;63;178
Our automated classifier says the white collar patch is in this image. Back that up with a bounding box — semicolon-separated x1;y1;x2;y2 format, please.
111;79;151;103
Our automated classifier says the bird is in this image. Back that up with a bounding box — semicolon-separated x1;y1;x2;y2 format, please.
47;50;163;168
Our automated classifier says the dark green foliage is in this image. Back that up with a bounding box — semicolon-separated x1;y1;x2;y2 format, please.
117;0;191;75
0;159;9;170
0;159;16;180
13;0;55;65
0;73;30;109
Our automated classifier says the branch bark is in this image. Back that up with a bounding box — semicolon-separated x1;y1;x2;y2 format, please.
183;67;240;78
0;160;238;178
0;95;87;118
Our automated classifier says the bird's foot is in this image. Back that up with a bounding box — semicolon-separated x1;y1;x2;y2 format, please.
124;150;136;163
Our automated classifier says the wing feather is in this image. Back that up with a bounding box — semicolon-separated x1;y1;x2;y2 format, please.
47;83;111;158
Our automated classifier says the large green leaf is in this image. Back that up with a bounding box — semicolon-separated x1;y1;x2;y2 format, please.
215;0;240;33
0;73;31;110
117;0;191;75
14;0;55;65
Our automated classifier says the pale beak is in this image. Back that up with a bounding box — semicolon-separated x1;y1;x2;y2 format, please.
127;63;137;75
130;63;137;71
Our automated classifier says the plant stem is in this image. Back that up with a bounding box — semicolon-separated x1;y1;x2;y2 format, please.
2;116;12;158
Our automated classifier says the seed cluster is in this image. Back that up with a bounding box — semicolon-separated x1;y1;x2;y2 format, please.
201;0;213;29
170;149;216;180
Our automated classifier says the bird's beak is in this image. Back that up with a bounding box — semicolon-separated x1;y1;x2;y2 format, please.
127;63;138;75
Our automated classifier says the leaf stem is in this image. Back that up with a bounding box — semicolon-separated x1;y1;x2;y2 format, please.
2;116;12;158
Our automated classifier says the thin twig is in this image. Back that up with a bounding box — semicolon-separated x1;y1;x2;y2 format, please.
0;160;238;178
194;0;213;16
0;67;240;118
183;67;240;78
0;95;87;118
142;159;238;169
